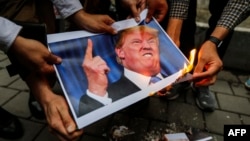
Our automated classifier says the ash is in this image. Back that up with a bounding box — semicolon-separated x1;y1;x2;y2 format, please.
143;123;192;141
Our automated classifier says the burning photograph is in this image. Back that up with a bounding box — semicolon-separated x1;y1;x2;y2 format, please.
48;11;192;129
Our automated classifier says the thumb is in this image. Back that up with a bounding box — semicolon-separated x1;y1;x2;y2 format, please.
193;60;205;74
41;54;61;73
47;53;62;64
130;5;140;22
146;7;154;23
66;124;76;133
58;103;77;133
192;61;206;80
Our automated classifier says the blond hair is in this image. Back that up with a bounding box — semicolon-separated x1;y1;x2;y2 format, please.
115;25;159;49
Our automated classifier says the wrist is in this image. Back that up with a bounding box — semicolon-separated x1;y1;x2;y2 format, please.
208;36;223;48
70;9;90;30
69;9;85;22
88;86;107;97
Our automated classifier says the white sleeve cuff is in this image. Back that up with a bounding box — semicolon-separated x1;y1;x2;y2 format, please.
51;0;83;19
0;17;22;53
86;89;112;105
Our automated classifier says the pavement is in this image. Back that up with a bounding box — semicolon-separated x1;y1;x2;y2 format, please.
1;47;250;141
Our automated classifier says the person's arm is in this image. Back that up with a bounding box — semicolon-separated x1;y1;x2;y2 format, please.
216;0;250;31
50;0;82;19
166;0;189;47
10;36;62;74
82;39;110;96
192;27;224;86
82;41;112;105
0;17;61;74
25;73;83;140
51;0;116;34
193;0;250;86
82;39;112;104
69;9;116;34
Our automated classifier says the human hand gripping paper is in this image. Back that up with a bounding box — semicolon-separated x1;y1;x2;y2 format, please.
82;39;110;97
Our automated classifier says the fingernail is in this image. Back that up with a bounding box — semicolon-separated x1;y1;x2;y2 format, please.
113;30;117;34
135;16;140;22
67;125;75;133
57;57;62;63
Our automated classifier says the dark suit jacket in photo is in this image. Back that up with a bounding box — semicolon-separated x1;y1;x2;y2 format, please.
78;75;141;116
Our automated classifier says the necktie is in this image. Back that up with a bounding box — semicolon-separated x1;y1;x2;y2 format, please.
149;76;162;85
149;76;169;96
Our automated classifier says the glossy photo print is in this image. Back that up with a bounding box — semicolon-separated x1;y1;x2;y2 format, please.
48;10;191;129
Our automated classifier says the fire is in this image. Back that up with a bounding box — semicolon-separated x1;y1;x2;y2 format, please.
149;49;196;97
182;49;196;75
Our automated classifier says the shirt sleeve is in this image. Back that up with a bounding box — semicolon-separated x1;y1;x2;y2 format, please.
50;0;83;19
217;0;250;30
0;17;22;53
86;89;112;105
169;0;190;20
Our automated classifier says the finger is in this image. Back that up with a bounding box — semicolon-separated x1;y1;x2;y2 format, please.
47;53;62;64
192;71;210;81
50;123;83;141
40;64;55;74
155;12;167;22
97;64;110;74
41;54;62;73
84;39;93;60
194;78;212;87
58;105;77;134
140;0;147;10
92;57;110;74
48;110;69;140
193;67;218;87
44;99;69;138
103;25;117;35
54;98;83;137
51;127;82;141
193;59;206;74
48;104;77;140
193;66;219;81
104;16;115;25
129;5;140;22
103;16;117;34
146;8;154;23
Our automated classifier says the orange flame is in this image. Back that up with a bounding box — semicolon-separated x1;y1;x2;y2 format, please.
149;49;196;97
182;49;196;75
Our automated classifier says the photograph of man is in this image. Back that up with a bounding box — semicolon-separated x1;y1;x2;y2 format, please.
79;25;168;116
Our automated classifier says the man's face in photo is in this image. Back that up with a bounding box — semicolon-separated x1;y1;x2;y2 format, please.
115;26;161;76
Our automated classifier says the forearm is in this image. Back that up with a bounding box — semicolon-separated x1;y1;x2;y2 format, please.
166;18;183;47
168;0;190;20
165;0;189;47
25;73;56;106
210;26;230;41
217;0;250;30
68;9;88;27
50;0;83;19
